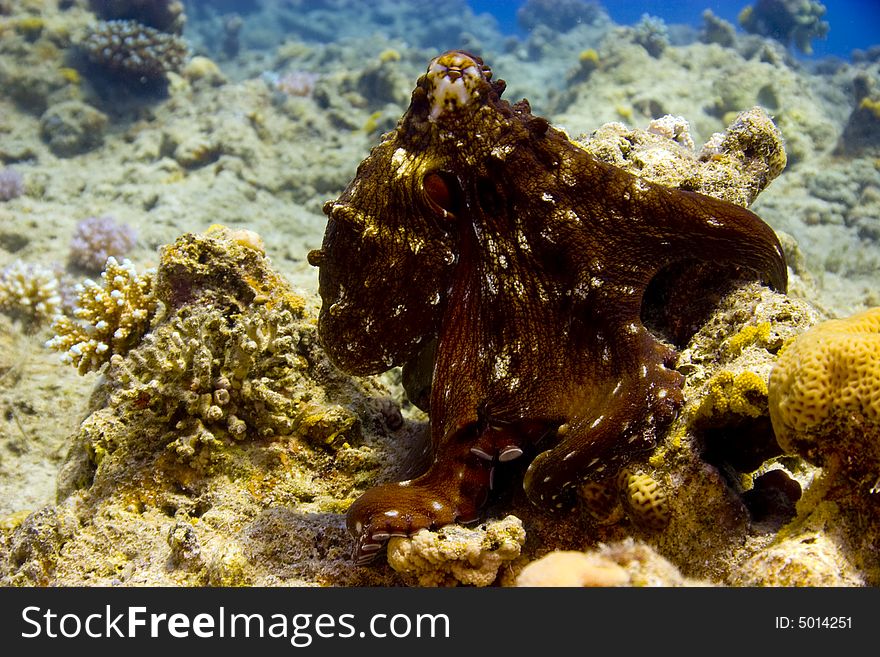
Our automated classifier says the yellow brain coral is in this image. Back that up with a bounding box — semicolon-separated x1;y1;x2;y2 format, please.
768;307;880;470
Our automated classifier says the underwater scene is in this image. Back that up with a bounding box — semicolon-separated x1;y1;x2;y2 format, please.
0;0;878;587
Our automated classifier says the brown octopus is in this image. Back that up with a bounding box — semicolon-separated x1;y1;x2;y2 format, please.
307;51;787;563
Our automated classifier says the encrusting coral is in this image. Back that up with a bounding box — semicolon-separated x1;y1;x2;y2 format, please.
386;515;526;587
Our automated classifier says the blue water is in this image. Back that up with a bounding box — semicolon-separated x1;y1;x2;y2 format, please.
470;0;880;59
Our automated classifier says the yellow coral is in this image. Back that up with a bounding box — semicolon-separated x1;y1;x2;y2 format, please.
47;257;158;375
619;469;670;530
858;96;880;120
59;67;81;85
378;48;401;63
769;307;880;444
724;322;771;356
696;369;769;420
386;515;525;586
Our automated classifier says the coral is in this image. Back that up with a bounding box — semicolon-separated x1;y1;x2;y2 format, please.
60;228;380;472
0;168;24;201
516;550;629;587
103;300;341;462
182;56;226;86
646;114;694;150
68;215;138;272
266;70;320;98
46;257;158;375
700;10;736;48
739;0;829;55
631;14;668;58
89;0;186;34
695;370;769;421
576;107;786;208
81;19;188;82
618;469;670;530
835;73;880;156
697;107;788;205
38;101;108;158
516;540;713;587
731;529;864;586
0;261;63;325
768;307;880;487
386;515;525;587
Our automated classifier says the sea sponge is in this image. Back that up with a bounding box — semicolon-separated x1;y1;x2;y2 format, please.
768;307;880;481
386;515;525;587
46;257;158;375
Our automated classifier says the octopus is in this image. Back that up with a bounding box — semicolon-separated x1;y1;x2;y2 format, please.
308;51;787;563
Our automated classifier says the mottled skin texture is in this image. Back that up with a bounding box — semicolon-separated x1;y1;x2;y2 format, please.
308;51;787;563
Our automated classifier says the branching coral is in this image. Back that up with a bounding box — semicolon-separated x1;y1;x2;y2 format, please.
0;261;63;325
46;257;158;375
103;301;357;462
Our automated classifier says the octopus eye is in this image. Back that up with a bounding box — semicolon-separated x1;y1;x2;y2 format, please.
422;171;460;221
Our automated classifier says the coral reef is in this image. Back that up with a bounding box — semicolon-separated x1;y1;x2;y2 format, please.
386;515;525;587
80;19;188;83
68;215;138;272
46;257;157;375
39;100;108;157
2;226;426;587
738;0;829;55
0;168;24;201
0;0;878;590
0;261;63;326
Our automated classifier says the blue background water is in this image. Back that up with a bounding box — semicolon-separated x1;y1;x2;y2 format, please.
470;0;880;59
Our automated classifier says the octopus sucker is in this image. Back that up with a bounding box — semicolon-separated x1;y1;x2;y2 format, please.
311;50;787;563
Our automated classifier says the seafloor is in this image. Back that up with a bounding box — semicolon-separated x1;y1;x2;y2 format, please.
0;0;878;586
